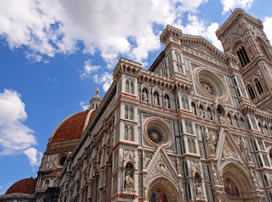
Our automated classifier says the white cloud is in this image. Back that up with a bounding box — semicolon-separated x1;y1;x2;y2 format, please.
94;72;113;92
220;0;254;14
80;101;89;111
181;15;223;51
24;147;42;167
0;0;208;65
80;60;100;79
264;17;272;44
0;89;40;167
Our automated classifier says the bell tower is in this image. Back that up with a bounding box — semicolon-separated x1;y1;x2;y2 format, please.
216;8;272;112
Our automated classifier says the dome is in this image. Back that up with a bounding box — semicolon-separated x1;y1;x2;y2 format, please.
50;110;95;143
5;177;36;195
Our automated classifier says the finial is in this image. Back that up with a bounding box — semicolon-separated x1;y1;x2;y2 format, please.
96;88;99;95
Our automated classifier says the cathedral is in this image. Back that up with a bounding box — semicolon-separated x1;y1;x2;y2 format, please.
1;8;272;202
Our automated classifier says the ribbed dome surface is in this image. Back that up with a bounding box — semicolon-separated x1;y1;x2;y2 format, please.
5;177;36;195
51;110;94;143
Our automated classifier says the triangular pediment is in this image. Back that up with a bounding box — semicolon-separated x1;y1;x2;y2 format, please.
145;147;179;185
180;34;225;62
219;132;248;165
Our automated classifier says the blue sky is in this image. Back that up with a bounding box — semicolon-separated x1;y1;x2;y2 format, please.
0;0;272;194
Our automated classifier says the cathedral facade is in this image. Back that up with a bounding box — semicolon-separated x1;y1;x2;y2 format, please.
1;8;272;202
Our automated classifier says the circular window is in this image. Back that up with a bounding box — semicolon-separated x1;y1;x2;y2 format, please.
199;79;217;96
144;118;173;148
55;154;67;168
147;127;163;144
59;156;66;166
196;68;227;100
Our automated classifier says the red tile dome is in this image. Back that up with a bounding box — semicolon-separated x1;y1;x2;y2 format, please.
50;110;95;143
5;177;36;195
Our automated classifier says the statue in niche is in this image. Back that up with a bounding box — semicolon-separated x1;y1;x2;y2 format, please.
212;165;218;184
164;95;170;109
154;92;159;106
195;184;202;197
252;170;260;187
194;173;202;198
142;88;148;103
206;131;216;156
124;162;134;190
217;107;225;124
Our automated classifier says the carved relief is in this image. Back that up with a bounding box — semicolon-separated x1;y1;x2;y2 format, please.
205;129;217;157
223;140;239;159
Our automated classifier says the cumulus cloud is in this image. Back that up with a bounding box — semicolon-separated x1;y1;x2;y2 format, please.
94;72;113;92
24;147;42;167
181;15;223;51
80;60;112;92
0;89;40;167
80;60;100;79
220;0;254;14
0;0;227;91
0;0;209;65
264;17;272;43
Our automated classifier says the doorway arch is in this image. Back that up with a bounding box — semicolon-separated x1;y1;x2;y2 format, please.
148;177;181;202
221;162;254;202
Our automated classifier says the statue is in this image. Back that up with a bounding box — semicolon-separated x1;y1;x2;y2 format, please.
125;170;134;189
164;96;170;108
154;93;159;105
142;89;148;102
206;131;216;156
195;184;202;196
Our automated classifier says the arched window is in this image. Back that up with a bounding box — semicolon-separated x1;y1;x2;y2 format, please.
125;106;129;119
207;107;213;120
192;103;197;116
264;174;269;186
130;107;134;120
247;85;256;100
240;117;245;129
181;95;189;110
264;125;269;136
260;44;270;61
124;125;128;140
217;106;224;123
59;156;66;167
45;179;49;188
199;105;205;118
254;79;264;94
237;46;250;67
129;126;134;141
130;81;134;94
258;122;264;134
194;173;201;183
125;80;129;93
227;114;232;126
233;116;239;127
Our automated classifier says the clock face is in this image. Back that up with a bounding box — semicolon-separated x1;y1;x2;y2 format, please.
200;79;217;96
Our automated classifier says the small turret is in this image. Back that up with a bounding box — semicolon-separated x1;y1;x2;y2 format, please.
89;88;101;109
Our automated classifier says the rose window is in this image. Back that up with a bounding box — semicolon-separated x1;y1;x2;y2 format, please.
144;118;173;148
147;127;163;144
196;68;227;99
200;79;217;96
